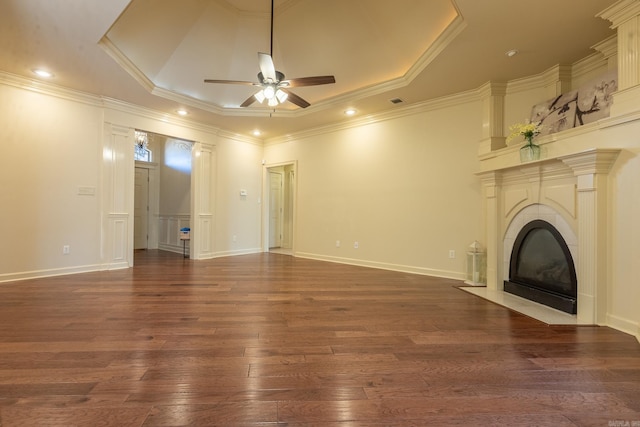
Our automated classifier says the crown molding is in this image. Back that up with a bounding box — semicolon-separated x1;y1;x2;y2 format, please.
0;70;103;107
108;97;260;145
591;34;618;61
598;0;640;28
96;6;467;122
505;52;609;95
0;69;260;145
405;14;467;84
300;13;467;114
217;129;263;146
265;87;480;146
98;36;155;93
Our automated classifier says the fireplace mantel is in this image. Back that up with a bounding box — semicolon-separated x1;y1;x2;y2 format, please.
477;148;620;325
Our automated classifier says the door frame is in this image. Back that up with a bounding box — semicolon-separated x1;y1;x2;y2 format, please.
134;161;159;250
268;169;284;249
102;123;209;269
262;161;297;253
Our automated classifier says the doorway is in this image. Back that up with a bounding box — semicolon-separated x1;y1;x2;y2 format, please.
133;132;192;257
134;160;159;251
269;170;283;249
134;167;149;249
265;163;296;255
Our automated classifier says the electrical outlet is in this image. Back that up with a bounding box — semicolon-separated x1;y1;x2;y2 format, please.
233;235;237;242
449;249;455;259
336;240;341;248
354;241;359;249
63;245;70;255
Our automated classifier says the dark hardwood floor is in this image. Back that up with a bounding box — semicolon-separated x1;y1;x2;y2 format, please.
0;250;639;426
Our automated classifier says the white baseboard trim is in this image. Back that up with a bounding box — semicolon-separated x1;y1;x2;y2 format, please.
0;264;105;284
158;243;186;254
294;252;465;281
606;313;640;343
210;248;263;259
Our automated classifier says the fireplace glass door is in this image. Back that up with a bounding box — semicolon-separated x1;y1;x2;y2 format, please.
505;220;577;313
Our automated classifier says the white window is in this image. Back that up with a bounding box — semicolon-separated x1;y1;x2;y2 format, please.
134;130;152;162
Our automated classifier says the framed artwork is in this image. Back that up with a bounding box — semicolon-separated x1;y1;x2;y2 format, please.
530;69;617;136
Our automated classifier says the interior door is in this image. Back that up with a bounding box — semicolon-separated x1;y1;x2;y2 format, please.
134;167;149;249
269;171;283;248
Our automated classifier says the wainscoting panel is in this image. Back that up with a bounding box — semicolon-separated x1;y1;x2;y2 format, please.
158;214;190;254
102;123;134;269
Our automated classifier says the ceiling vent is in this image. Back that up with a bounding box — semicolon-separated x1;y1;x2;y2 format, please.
389;97;404;105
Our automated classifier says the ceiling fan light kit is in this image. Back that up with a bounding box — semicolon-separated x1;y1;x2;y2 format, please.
276;89;288;103
204;0;335;109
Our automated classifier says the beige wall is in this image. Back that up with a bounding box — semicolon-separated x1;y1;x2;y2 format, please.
604;124;640;336
264;100;484;278
0;83;103;278
158;136;192;216
214;134;263;256
0;77;264;280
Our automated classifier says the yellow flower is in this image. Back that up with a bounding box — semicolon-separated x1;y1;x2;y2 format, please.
507;121;543;144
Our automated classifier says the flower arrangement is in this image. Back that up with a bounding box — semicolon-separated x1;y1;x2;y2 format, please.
507;121;543;146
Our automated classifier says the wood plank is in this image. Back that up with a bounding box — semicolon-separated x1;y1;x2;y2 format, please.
0;250;637;426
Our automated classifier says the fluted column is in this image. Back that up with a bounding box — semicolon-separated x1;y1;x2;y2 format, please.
598;0;640;115
478;171;501;290
561;149;620;324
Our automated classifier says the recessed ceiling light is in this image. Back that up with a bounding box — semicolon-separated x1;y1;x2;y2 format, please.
252;130;262;137
505;49;519;58
32;68;53;78
176;109;188;116
344;109;357;116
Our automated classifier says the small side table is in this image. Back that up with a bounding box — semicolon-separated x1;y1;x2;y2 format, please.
179;228;190;258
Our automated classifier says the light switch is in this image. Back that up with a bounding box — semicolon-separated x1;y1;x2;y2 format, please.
77;186;96;196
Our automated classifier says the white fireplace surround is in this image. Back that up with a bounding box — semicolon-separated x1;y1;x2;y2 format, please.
478;148;620;325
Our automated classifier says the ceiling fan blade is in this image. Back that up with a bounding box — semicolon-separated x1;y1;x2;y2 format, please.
258;52;277;82
283;75;336;87
240;93;258;108
280;88;310;108
204;79;256;85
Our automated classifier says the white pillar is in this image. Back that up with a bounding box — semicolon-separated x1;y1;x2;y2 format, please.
598;0;640;116
191;142;216;259
101;123;134;269
478;171;502;290
478;82;507;155
561;149;620;324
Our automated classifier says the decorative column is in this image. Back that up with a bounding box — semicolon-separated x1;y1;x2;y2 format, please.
598;0;640;115
191;142;216;259
478;171;502;290
541;65;572;100
561;149;620;325
478;82;507;155
101;123;135;269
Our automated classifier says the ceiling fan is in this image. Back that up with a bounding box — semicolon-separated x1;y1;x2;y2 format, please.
204;0;335;109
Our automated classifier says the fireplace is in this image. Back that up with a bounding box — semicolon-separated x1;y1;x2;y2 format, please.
504;220;577;314
478;149;619;324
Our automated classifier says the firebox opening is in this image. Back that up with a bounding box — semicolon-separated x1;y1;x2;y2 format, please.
504;219;577;314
